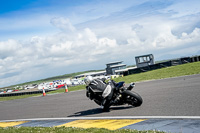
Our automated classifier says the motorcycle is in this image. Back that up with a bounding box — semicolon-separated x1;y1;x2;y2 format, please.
86;80;143;111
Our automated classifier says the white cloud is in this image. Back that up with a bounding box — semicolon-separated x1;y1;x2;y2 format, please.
0;18;121;86
1;0;200;87
1;14;200;87
0;39;21;57
50;17;76;32
161;0;200;18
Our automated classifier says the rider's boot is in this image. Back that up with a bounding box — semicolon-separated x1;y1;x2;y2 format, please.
100;99;106;109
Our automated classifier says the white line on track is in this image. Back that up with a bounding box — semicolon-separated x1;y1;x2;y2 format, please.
1;116;200;122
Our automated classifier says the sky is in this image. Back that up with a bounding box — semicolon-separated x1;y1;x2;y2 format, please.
0;0;200;87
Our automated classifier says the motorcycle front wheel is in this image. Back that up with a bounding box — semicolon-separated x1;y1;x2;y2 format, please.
123;90;143;107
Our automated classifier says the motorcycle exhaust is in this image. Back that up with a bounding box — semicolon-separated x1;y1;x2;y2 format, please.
127;83;135;90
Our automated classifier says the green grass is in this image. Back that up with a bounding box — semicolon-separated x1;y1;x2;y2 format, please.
0;127;165;133
1;62;200;101
0;85;86;101
115;61;200;83
0;93;41;101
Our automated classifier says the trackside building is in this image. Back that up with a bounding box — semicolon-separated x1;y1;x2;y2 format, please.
106;61;126;75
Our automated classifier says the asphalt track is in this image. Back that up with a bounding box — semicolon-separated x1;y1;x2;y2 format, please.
0;74;200;132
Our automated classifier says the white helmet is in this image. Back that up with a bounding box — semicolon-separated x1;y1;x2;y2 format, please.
84;76;93;85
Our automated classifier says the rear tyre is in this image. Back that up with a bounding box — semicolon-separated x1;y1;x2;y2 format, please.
123;90;143;107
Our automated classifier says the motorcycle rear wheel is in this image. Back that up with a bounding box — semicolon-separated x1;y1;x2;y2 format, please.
123;90;143;107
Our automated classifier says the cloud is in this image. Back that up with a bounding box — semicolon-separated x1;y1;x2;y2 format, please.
161;0;200;18
1;18;200;87
50;17;76;32
1;0;200;87
0;18;121;86
0;39;21;58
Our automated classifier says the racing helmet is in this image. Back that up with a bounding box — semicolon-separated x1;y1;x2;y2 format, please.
84;76;93;85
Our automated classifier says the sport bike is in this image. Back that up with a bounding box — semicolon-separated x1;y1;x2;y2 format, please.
86;80;143;110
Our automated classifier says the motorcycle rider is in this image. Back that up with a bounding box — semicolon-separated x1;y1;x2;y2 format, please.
84;75;114;111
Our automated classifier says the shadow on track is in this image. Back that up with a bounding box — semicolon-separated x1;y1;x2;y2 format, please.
68;106;133;117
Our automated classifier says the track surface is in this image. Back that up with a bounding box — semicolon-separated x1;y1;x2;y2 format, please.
0;74;200;121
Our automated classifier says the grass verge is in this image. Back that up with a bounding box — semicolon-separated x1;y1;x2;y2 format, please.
115;61;200;83
0;127;165;133
0;85;86;101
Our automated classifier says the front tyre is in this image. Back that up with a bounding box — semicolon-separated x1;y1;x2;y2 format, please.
102;104;110;112
123;90;143;107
